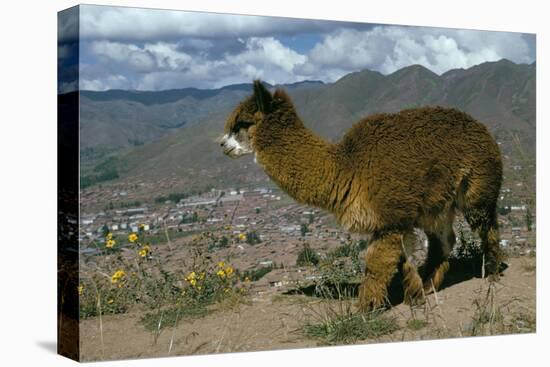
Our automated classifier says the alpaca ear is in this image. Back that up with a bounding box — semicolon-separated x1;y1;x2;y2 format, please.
253;80;272;113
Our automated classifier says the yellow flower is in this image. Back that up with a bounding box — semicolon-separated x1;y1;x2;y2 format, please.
128;233;138;243
138;245;151;258
217;261;225;268
238;233;247;241
225;266;234;276
111;270;126;283
106;232;113;240
139;223;145;230
217;269;226;278
199;272;205;280
77;285;84;296
189;279;197;286
106;239;116;248
185;271;196;281
197;286;202;291
224;288;230;293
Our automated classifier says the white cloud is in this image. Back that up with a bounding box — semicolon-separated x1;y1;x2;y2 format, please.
77;8;535;91
88;40;198;75
89;41;156;72
79;4;331;42
80;74;129;91
305;26;534;80
82;37;311;90
226;37;307;74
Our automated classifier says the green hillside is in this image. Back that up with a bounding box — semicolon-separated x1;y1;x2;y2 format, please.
78;59;536;191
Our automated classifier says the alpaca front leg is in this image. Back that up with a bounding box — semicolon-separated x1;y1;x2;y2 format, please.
401;231;424;305
422;228;454;293
401;259;425;305
358;232;403;312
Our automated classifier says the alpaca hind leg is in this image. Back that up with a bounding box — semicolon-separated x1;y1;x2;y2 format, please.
358;232;403;312
463;207;502;278
459;173;502;278
477;218;502;279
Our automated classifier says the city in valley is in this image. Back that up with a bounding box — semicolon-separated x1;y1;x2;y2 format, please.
79;167;536;295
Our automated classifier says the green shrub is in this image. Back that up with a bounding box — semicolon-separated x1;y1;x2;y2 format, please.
296;243;319;266
303;310;399;345
242;266;273;281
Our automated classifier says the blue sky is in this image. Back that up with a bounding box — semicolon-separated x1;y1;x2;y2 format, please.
58;5;536;92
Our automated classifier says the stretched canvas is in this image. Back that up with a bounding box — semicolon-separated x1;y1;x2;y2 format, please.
58;4;536;362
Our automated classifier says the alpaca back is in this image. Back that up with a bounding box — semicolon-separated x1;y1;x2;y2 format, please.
333;106;502;231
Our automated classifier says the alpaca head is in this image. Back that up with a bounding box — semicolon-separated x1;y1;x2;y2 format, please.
220;80;273;158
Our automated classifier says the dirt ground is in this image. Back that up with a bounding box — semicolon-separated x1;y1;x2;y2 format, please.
79;255;536;362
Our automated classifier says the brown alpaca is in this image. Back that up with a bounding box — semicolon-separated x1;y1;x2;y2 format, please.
221;80;503;311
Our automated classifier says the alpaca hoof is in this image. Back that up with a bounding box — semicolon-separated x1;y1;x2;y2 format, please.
402;267;425;306
423;281;437;295
357;281;387;312
355;299;386;313
403;289;425;306
484;263;501;282
483;258;506;279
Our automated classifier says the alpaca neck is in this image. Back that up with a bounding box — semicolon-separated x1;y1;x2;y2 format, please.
254;109;340;210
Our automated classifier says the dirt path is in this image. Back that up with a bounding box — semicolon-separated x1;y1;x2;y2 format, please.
80;256;535;362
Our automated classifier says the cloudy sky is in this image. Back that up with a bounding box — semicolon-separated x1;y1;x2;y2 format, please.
58;4;536;92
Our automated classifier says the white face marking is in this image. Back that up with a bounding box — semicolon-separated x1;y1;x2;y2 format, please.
221;133;252;157
226;134;244;151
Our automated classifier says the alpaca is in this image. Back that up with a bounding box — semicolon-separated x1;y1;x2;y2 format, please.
220;80;503;311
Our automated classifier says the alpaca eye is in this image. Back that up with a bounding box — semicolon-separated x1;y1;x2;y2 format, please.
234;120;254;131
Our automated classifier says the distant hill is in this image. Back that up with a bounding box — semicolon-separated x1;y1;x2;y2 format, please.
291;59;535;141
76;59;535;190
79;80;325;150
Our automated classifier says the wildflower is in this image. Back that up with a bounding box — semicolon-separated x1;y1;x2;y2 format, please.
111;270;126;283
217;269;226;278
138;223;145;231
225;266;234;277
106;232;113;240
185;272;198;286
77;285;84;296
238;233;247;241
128;233;138;243
138;244;151;258
197;286;202;291
217;261;225;268
106;239;116;248
199;272;205;280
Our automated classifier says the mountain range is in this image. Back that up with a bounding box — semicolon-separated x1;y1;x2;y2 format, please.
74;59;535;190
